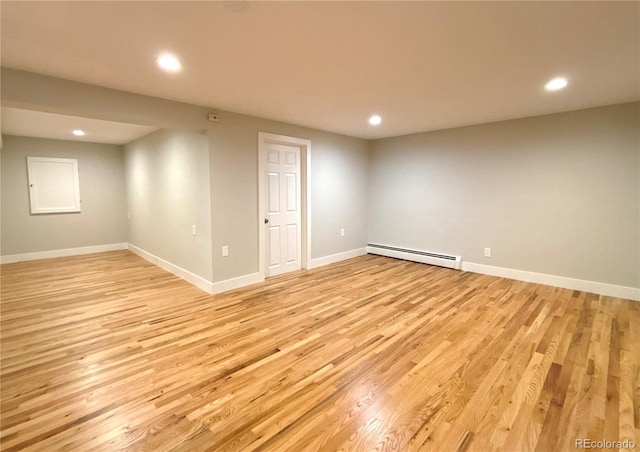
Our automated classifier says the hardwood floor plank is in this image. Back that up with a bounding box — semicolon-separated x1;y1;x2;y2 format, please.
1;251;638;451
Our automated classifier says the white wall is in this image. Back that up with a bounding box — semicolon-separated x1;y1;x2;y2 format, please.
369;102;639;289
1;135;127;256
124;129;213;282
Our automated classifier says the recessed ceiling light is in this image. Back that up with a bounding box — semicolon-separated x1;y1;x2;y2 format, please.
156;53;182;72
72;129;85;136
545;77;568;91
369;115;382;126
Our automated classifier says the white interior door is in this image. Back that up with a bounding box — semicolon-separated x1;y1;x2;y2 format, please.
264;143;301;277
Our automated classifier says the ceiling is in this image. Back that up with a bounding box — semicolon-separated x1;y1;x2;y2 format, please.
1;107;158;145
1;1;638;139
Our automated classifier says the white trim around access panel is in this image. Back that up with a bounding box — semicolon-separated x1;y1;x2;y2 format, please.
462;261;640;301
1;243;127;264
258;132;312;280
27;156;81;214
308;247;368;269
127;243;214;294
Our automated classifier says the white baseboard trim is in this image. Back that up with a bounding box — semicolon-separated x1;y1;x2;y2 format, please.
308;247;368;269
461;261;640;301
210;272;264;294
1;243;128;264
127;243;214;294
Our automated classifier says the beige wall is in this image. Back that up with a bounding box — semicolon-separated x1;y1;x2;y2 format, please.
1;135;127;255
369;103;640;288
125;129;213;281
1;69;370;282
208;111;369;281
4;69;636;291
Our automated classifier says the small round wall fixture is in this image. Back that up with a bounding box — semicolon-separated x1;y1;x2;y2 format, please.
72;129;85;136
369;115;382;126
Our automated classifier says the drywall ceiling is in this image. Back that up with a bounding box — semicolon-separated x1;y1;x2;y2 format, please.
1;107;159;145
1;1;638;139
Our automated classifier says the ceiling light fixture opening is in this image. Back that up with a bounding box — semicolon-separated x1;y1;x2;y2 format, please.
72;129;85;136
369;115;382;126
545;77;568;91
157;53;182;72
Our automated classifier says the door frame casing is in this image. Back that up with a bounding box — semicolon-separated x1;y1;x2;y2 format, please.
258;132;311;279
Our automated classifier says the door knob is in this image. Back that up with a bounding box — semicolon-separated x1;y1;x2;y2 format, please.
264;218;269;224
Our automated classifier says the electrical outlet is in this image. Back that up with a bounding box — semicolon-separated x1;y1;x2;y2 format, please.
192;225;197;236
340;228;345;237
484;248;491;258
222;246;229;257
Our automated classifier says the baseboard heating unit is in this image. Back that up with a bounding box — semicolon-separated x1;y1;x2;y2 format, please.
367;243;462;270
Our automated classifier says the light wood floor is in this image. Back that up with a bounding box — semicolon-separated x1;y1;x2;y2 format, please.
1;251;638;451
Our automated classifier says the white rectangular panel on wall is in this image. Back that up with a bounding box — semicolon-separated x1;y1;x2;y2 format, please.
27;156;81;214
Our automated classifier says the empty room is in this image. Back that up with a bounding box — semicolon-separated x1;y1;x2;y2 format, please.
1;1;638;451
